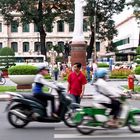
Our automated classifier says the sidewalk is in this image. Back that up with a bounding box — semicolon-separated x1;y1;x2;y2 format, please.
0;78;128;101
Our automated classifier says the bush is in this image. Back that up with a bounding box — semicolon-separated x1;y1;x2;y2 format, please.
8;65;38;75
44;74;52;79
135;66;140;75
110;68;133;77
0;47;15;56
98;63;109;68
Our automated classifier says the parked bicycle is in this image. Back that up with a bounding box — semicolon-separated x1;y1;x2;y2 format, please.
0;76;6;85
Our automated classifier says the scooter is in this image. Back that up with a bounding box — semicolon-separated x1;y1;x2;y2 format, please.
73;92;140;135
5;82;75;128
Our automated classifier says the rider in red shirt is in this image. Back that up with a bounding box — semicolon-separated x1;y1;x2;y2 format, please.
67;62;87;104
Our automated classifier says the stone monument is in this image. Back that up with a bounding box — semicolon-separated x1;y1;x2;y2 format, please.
71;0;87;68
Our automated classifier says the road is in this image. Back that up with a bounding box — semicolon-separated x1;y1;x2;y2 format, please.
1;99;140;140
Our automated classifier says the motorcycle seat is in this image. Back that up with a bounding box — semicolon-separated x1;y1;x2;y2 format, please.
21;94;47;107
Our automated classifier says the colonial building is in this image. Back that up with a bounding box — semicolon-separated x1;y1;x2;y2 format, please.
0;15;90;56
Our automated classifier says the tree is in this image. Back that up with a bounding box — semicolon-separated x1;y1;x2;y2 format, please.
84;0;126;60
0;0;72;60
128;0;140;19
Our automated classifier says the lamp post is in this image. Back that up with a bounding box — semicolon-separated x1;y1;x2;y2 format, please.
93;0;97;61
137;19;140;46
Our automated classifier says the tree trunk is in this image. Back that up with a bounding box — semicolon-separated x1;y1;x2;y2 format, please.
87;26;94;61
39;26;47;61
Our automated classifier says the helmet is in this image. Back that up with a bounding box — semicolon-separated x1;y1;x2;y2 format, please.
38;66;49;72
96;69;107;78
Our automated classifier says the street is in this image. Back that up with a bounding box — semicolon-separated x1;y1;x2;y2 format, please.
1;99;140;140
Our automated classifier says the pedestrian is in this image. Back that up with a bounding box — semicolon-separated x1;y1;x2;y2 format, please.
0;69;3;82
67;62;87;104
86;63;91;82
53;63;59;81
91;60;98;85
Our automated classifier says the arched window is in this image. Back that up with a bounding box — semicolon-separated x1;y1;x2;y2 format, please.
11;42;18;52
34;42;40;52
83;19;88;32
23;42;29;52
57;20;64;32
22;23;30;32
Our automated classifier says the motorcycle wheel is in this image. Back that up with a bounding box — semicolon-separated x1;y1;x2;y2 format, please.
63;109;78;127
7;104;30;128
128;112;140;133
76;115;95;135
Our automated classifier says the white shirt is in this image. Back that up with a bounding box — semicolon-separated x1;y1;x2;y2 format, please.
93;78;122;104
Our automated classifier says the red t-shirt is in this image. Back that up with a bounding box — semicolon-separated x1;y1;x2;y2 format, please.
68;71;87;96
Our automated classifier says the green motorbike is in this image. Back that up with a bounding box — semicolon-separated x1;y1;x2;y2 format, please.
74;94;140;135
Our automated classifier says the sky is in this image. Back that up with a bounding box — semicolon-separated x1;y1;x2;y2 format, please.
113;0;134;25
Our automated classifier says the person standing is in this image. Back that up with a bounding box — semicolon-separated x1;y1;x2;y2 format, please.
91;60;98;85
53;63;59;81
67;62;87;104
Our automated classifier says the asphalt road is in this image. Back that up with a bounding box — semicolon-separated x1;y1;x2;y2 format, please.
1;100;140;140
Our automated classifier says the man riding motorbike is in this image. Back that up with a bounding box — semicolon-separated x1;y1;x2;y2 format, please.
94;69;122;127
32;66;59;118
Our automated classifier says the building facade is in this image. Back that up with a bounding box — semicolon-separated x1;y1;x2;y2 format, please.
0;15;90;56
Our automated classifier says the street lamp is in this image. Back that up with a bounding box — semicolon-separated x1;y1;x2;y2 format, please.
93;0;97;61
137;19;140;46
92;0;97;60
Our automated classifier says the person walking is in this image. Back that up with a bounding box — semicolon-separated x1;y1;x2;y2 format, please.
67;62;87;104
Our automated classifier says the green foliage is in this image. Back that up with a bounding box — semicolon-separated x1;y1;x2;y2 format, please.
109;75;128;79
134;66;140;75
8;65;38;75
136;46;140;54
98;63;109;68
44;74;52;79
127;0;140;19
0;47;15;56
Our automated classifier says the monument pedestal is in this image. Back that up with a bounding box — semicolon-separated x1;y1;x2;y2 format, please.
70;41;87;68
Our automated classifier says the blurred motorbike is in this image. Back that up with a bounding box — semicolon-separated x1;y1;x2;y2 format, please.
5;82;78;128
73;91;140;135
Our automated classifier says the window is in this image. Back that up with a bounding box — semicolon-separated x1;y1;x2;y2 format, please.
83;20;88;32
23;42;29;52
0;42;2;49
11;42;18;52
114;37;130;47
46;42;53;51
96;42;100;52
0;23;2;32
11;21;18;32
69;22;74;32
57;20;64;32
34;24;39;32
34;42;40;52
22;23;29;32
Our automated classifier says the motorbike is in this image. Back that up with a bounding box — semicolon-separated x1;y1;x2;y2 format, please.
5;82;77;128
73;91;140;135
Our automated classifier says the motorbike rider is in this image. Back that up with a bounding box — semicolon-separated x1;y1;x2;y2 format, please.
32;66;59;118
94;69;122;127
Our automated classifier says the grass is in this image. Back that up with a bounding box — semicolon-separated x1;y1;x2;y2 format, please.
0;86;50;93
123;85;140;92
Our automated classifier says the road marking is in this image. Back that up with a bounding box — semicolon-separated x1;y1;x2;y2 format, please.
54;133;140;139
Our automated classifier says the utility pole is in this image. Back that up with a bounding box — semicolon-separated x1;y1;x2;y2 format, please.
93;0;97;61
